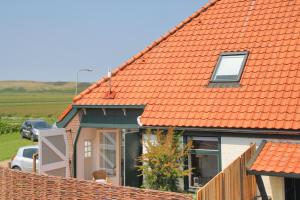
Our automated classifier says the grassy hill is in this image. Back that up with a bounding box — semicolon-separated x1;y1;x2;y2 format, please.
0;81;91;118
0;81;93;161
0;80;90;93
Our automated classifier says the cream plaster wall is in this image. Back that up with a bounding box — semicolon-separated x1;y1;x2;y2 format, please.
262;176;285;200
76;128;121;185
76;128;98;180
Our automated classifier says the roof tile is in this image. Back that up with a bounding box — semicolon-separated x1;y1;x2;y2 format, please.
58;0;300;130
251;142;300;175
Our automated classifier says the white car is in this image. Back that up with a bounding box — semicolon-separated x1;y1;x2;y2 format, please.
10;145;39;173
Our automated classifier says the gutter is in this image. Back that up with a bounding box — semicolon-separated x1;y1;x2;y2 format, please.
140;125;300;137
72;127;81;178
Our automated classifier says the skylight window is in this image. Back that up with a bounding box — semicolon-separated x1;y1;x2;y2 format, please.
211;52;248;82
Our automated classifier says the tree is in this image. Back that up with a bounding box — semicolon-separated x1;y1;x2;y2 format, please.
137;128;192;192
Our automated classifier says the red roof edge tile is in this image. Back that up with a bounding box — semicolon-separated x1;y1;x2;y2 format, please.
72;0;220;104
57;104;73;122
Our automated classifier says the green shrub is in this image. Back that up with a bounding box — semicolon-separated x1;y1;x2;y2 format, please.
138;128;192;192
0;118;22;134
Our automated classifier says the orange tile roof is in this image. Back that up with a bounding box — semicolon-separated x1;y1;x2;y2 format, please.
57;104;72;122
249;141;300;175
59;0;300;130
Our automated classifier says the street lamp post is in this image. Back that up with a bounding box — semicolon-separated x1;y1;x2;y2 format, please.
75;68;93;95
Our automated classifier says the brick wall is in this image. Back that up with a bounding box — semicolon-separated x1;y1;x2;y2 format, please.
0;167;193;200
64;111;82;175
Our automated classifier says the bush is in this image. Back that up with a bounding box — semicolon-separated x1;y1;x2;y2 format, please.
138;128;192;192
0;118;22;134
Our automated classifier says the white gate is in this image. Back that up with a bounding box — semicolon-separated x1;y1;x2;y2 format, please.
39;128;69;177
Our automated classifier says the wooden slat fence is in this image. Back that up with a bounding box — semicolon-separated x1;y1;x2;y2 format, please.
197;144;257;200
0;166;192;200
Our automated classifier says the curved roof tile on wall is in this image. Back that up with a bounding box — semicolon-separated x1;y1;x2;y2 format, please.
59;0;300;130
249;141;300;175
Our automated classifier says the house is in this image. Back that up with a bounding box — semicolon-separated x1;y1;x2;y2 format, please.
54;0;300;199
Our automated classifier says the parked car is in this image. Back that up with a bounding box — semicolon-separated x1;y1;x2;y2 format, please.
20;119;52;141
10;145;39;173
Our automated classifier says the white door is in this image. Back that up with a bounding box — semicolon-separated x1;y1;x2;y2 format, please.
39;128;69;177
99;130;120;185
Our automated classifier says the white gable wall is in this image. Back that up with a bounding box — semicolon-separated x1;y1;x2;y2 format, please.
221;137;263;169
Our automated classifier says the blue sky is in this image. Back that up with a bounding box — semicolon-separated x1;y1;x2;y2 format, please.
0;1;207;82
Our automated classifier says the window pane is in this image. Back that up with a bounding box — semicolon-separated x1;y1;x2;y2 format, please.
32;121;51;129
23;148;38;159
189;137;218;150
84;140;92;158
189;154;219;187
192;140;218;150
213;54;246;81
216;55;244;75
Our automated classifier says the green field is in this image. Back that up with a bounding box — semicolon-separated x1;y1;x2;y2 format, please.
0;132;35;161
0;80;91;161
0;80;90;117
0;92;73;117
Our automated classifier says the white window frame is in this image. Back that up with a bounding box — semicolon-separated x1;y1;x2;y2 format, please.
84;140;92;158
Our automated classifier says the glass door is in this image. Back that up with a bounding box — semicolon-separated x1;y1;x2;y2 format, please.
99;131;120;185
187;137;220;188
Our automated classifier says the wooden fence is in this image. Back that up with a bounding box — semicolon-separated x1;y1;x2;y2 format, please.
197;144;257;200
0;166;192;200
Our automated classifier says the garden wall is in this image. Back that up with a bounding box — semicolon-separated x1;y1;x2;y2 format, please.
0;166;193;200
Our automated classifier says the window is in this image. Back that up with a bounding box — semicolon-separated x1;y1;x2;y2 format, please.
191;137;218;150
84;140;92;158
32;121;51;129
188;137;220;188
25;121;31;128
23;148;38;159
211;52;248;82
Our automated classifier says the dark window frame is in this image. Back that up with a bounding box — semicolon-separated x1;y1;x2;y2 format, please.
210;51;249;83
184;136;221;190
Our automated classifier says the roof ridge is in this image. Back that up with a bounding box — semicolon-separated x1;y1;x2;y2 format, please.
72;0;220;103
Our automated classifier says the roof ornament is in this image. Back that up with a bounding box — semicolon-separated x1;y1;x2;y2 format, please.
108;68;112;94
104;67;116;99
